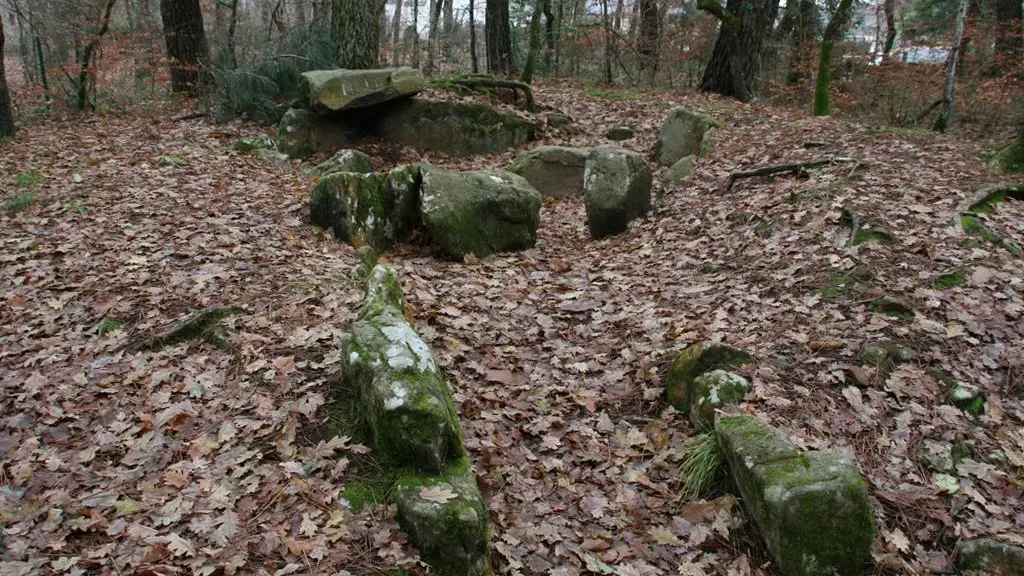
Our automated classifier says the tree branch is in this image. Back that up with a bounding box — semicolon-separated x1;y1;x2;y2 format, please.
727;157;858;190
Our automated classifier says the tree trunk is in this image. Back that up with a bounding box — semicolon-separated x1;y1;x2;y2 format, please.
698;0;779;102
882;0;897;58
486;0;514;75
76;0;119;110
442;0;454;57
934;0;969;133
295;0;308;25
226;0;238;70
391;0;403;65
601;0;613;85
989;0;1022;76
426;0;444;74
542;0;555;73
636;0;659;86
313;0;330;22
787;0;816;85
613;0;624;31
160;0;210;95
331;0;385;68
412;0;420;68
520;0;545;83
470;0;479;73
813;0;853;116
0;13;16;138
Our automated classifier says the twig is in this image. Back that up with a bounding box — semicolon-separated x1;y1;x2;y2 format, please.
172;111;207;122
726;157;857;190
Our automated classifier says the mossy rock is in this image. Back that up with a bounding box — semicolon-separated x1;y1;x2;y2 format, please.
233;137;275;153
870;297;914;319
509;146;589;198
665;342;755;413
989;137;1024;174
851;226;894;246
546;113;571;128
277;107;367;159
305;149;374;178
395;456;490;576
376;99;535;157
715;415;874;576
583;146;653;239
300;67;425;113
690;370;750;431
949;384;986;417
310;166;422;252
958;538;1024;575
342;266;463;472
605;125;635;141
420;167;541;259
961;214;1024;258
657;107;718;166
665;155;697;186
931;268;967;289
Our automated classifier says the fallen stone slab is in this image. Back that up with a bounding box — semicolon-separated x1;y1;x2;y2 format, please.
665;341;754;414
958;538;1024;575
278;108;365;159
395;456;491;576
309;165;422;252
715;415;874;576
376;99;535;157
341;265;463;472
583;145;653;239
657;107;717;166
301;67;425;113
509;146;589;198
420;167;541;259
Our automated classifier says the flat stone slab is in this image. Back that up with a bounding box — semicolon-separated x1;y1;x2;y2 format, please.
715;415;874;576
509;146;589;198
301;67;425;113
376;100;535;157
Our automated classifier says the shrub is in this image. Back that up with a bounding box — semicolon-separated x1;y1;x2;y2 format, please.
208;24;336;125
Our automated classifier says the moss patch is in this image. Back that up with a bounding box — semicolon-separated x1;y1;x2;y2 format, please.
931;268;967;289
990;137;1024;174
961;214;1023;258
870;297;915;319
819;265;875;299
665;342;755;413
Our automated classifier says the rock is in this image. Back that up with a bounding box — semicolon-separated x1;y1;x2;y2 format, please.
509;146;589;198
657;107;718;166
233;137;274;153
715;415;875;576
990;137;1024;174
300;67;425;113
858;341;914;377
606;125;635;140
958;538;1024;575
309;166;422;252
377;99;535;157
251;148;290;164
665;341;754;413
395;456;491;576
420;167;541;259
690;370;749;431
665;155;697;185
342;265;463;472
278;108;364;159
583;146;653;239
870;297;914;319
305;149;374;178
546;113;571;128
917;439;955;473
949;384;986;417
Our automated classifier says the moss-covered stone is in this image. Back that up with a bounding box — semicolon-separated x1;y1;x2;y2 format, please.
277;107;366;159
376;99;535;157
990;136;1024;174
233;137;274;153
342;265;462;472
583;146;653;239
931;268;967;289
300;68;425;113
657;107;718;166
949;384;986;417
605;125;635;141
870;297;915;319
690;370;750;431
664;155;697;186
310;166;423;252
958;538;1024;575
715;415;874;576
858;341;915;377
966;183;1024;213
851;226;894;246
305;149;374;178
509;146;589;198
420;167;541;259
395;456;491;576
665;342;755;413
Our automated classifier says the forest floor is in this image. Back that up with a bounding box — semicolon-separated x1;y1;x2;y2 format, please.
1;82;1023;576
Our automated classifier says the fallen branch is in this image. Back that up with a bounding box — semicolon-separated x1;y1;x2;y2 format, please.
437;75;539;112
727;157;857;190
172;111;207;122
128;307;242;352
911;99;943;125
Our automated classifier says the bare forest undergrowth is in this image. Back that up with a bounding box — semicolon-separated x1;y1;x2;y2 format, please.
2;82;1023;576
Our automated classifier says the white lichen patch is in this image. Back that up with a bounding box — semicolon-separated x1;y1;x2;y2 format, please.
381;322;437;373
385;384;408;410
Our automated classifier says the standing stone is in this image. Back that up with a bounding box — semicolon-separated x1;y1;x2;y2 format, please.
300;68;425;113
376;100;536;157
509;146;590;198
278;108;364;159
583;146;653;239
420;167;542;259
715;415;874;576
657;107;717;166
665;341;754;413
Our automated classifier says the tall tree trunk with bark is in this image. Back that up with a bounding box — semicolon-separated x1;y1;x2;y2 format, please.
160;0;210;95
601;0;613;85
470;0;479;73
486;0;514;75
813;0;854;116
990;0;1023;76
76;0;119;110
787;0;816;85
391;0;403;65
331;0;385;68
882;0;897;58
521;0;546;83
636;0;659;86
698;0;779;102
934;0;969;132
225;0;238;69
412;0;420;68
0;14;16;138
426;0;444;74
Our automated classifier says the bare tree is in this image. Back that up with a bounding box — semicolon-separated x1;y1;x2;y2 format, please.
813;0;853;116
0;13;15;138
635;0;659;85
391;0;403;65
698;0;780;101
75;0;119;110
934;0;969;132
486;0;514;75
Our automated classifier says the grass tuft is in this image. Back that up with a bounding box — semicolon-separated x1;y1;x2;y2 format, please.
5;190;40;215
678;433;723;501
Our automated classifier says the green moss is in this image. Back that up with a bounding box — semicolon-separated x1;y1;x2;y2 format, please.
339;481;392;512
818;265;875;299
990;137;1024;174
961;214;1022;258
852;227;894;246
870;297;914;319
13;170;44;188
98;317;122;337
950;386;986;417
931;268;967;289
4;190;40;215
233;137;274;153
665;342;755;413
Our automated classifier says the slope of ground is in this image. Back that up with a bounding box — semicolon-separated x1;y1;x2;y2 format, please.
1;84;1022;576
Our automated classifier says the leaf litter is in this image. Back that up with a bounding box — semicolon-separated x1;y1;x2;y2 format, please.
1;84;1022;575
